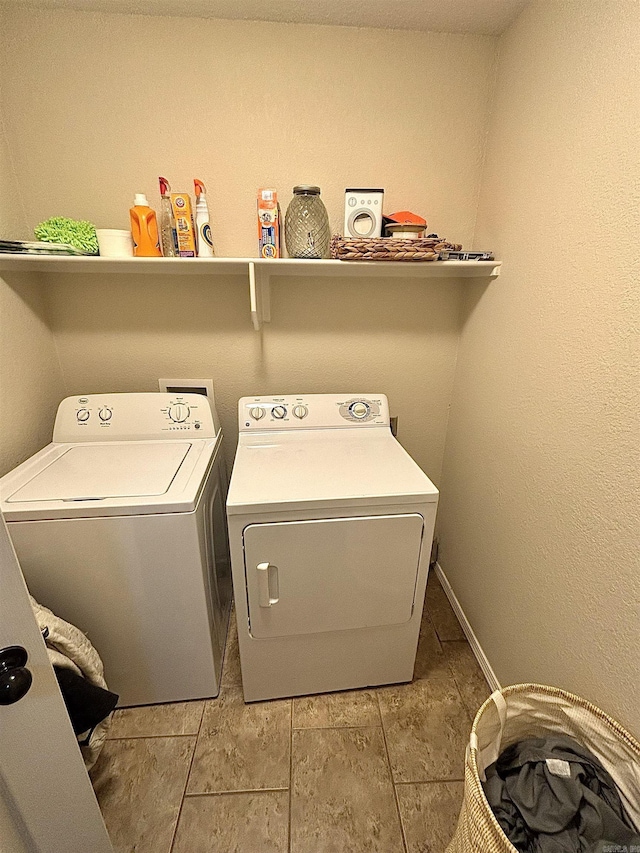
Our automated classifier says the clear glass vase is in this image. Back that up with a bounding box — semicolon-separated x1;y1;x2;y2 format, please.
284;186;330;259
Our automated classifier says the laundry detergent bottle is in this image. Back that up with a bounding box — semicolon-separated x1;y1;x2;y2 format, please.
129;193;162;257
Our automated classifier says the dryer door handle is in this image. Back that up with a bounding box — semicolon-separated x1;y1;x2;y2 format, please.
256;562;280;607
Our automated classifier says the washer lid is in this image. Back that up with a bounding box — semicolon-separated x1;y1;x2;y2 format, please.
6;443;191;503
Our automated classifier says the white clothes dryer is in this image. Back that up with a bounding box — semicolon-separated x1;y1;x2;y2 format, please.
0;393;232;706
227;393;438;702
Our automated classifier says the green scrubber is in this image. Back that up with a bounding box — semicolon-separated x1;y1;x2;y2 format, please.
34;217;99;255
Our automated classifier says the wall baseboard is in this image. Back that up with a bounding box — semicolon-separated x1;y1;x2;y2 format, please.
434;562;501;693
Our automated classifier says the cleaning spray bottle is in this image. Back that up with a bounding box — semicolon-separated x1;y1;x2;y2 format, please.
158;177;178;257
194;179;215;257
129;194;162;257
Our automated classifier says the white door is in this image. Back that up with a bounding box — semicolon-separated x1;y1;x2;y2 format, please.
244;514;424;639
0;514;113;853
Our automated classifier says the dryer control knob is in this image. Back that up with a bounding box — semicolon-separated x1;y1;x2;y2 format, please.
98;407;112;422
292;405;308;419
76;408;90;422
250;407;265;420
169;404;190;423
350;401;369;419
272;405;287;419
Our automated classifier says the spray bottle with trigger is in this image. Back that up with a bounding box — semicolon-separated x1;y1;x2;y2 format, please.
194;179;215;257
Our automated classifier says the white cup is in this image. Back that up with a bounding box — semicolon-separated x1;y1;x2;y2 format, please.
96;229;134;258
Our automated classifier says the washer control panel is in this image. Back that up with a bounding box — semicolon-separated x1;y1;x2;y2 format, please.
239;394;389;430
53;393;218;442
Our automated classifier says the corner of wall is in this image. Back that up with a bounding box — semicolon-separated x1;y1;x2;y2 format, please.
0;272;67;475
435;0;640;735
0;110;29;241
469;36;502;251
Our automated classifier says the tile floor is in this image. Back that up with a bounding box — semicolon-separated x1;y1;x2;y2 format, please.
91;573;491;853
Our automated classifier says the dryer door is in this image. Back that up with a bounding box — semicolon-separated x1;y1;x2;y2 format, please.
243;514;424;639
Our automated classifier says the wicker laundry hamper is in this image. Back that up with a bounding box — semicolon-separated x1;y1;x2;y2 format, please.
446;683;640;853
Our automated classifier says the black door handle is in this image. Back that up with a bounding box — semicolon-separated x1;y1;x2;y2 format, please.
0;645;33;706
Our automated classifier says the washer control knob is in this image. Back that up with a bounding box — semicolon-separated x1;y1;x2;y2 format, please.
350;401;369;419
76;408;90;422
98;407;112;422
168;404;190;423
292;405;308;419
250;407;265;420
272;405;287;419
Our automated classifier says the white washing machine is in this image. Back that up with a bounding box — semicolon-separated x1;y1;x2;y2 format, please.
0;393;232;706
226;393;438;702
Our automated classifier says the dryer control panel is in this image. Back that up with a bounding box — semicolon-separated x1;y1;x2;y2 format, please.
239;394;389;430
53;393;219;442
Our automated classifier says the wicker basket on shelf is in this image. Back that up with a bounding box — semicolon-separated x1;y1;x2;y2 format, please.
330;235;462;262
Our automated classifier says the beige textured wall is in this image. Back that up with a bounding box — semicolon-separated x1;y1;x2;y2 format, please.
0;271;67;475
1;9;495;255
438;1;640;732
1;8;497;477
41;272;463;477
0;103;27;241
1;90;67;475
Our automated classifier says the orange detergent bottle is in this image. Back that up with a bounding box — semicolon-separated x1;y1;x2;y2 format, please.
129;193;162;257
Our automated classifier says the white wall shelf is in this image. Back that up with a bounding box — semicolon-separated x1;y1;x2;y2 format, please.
0;255;501;330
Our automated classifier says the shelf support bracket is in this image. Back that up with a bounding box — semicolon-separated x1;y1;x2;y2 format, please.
248;262;271;331
258;264;271;324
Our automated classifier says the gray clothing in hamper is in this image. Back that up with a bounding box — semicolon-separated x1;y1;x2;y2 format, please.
483;736;640;853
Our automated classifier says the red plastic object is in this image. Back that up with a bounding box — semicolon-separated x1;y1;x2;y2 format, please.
386;211;427;226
